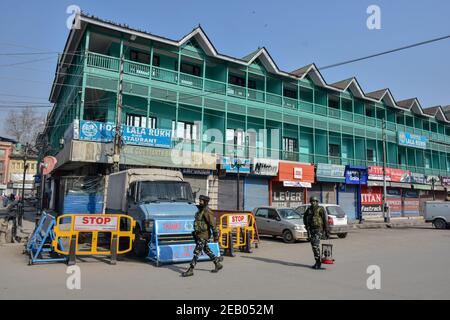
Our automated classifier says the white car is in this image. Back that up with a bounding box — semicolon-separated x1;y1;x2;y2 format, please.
296;204;349;239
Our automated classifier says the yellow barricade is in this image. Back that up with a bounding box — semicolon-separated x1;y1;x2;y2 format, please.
219;213;256;255
52;214;136;264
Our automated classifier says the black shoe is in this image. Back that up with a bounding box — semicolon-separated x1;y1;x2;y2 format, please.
211;260;223;273
182;267;194;277
312;259;321;270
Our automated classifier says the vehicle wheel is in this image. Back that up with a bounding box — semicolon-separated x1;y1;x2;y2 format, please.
337;233;348;239
133;227;147;257
433;219;447;230
282;230;296;243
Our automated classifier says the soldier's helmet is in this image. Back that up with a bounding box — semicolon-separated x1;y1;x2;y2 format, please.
199;195;210;203
309;196;319;203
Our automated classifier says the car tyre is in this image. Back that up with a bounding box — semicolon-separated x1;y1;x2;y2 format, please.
433;218;447;230
337;233;347;239
282;230;295;243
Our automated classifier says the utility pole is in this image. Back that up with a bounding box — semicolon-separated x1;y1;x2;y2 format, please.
382;119;390;223
113;54;124;173
431;177;436;200
232;159;243;211
19;143;30;227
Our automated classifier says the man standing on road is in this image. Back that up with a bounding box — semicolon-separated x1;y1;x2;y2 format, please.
182;195;223;277
303;196;329;270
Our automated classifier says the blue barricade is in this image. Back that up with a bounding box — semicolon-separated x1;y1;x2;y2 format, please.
147;219;220;266
25;212;67;265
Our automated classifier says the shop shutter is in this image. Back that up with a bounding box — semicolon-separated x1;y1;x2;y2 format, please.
402;190;420;217
309;185;322;202
338;185;357;220
182;175;208;204
218;176;244;211
321;183;337;204
244;177;269;211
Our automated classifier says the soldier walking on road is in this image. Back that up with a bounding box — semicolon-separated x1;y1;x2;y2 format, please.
303;196;329;270
182;195;223;277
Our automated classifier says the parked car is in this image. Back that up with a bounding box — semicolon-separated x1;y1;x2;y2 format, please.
295;204;349;239
252;207;308;243
423;201;450;229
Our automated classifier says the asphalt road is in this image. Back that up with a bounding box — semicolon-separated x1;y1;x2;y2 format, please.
1;226;449;300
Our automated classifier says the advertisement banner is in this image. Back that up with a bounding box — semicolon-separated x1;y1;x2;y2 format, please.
222;157;251;173
410;172;426;184
361;186;383;218
368;166;410;182
79;121;172;148
251;158;279;176
398;131;428;150
272;183;304;208
425;175;441;185
403;190;420;216
345;166;368;185
442;177;450;187
316;164;345;182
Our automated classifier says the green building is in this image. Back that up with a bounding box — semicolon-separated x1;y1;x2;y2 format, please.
41;13;450;216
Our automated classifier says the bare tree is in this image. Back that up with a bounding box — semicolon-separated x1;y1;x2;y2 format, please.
4;107;46;146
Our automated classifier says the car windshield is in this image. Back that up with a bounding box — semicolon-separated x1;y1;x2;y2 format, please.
278;209;302;220
327;206;346;218
139;181;194;203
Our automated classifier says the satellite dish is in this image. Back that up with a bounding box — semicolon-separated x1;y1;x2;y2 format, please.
42;156;57;175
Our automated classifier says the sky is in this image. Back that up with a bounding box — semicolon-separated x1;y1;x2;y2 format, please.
0;0;449;137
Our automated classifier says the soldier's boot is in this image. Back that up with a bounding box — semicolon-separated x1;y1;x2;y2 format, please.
182;266;194;277
312;258;322;270
211;259;223;273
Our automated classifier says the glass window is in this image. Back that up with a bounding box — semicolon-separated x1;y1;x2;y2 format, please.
327;206;346;218
0;149;5;157
283;88;298;99
139;181;194;203
300;87;314;103
268;209;279;220
295;206;307;215
226;129;245;147
278;209;302;220
0;162;3;171
228;74;246;87
328;94;340;109
130;50;150;65
329;144;340;157
172;121;199;140
126;114;156;129
255;208;268;218
367;149;375;161
180;63;201;77
283;137;297;152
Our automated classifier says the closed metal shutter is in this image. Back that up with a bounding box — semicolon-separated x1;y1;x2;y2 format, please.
309;185;322;202
321;183;337;204
244;177;269;211
338;185;357;220
183;175;207;204
218;176;244;211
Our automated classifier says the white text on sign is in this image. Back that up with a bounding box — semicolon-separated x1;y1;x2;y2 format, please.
228;215;248;228
74;216;119;231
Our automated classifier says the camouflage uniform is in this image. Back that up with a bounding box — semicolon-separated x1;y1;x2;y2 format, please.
182;197;223;277
303;203;327;267
190;206;220;268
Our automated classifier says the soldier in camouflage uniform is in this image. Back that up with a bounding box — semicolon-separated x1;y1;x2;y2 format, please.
182;195;223;277
303;196;329;269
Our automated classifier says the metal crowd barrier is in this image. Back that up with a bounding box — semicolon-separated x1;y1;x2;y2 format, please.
148;219;221;267
53;214;136;265
25;212;67;265
218;213;257;257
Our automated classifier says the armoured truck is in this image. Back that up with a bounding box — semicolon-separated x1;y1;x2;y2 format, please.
106;169;197;256
423;201;450;229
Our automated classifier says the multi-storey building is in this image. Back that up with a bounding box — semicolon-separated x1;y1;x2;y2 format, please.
8;151;38;196
0;136;17;193
41;13;450;217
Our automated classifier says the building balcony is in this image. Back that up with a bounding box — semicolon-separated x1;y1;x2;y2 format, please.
82;51;450;146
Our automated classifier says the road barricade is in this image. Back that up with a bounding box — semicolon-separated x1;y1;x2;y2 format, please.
53;214;136;265
25;212;67;265
147;219;220;267
218;213;257;257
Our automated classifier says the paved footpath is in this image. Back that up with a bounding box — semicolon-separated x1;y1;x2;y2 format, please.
1;225;449;300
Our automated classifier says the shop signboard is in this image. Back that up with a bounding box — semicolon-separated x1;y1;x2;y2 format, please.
222;157;251;174
398;131;428;150
316;164;345;182
442;177;450;188
410;172;426;184
387;188;402;217
251;158;278;176
345;166;368;185
361;185;383;218
403;190;420;216
368;166;410;183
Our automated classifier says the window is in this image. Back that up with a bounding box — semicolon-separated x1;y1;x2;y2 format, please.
367;149;375;162
179;63;201;77
0;149;5;157
248;79;257;90
255;208;268;218
226;129;245;147
328;95;340;109
126;114;156;129
268;209;279;220
300;87;313;103
172;121;199;140
283;88;298;99
366;104;375;117
152;55;160;67
0;161;3;171
130;50;150;65
329;144;340;157
228;75;246;87
283;137;297;153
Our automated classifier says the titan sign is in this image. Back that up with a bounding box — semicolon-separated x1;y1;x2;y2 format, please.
398;131;427;150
